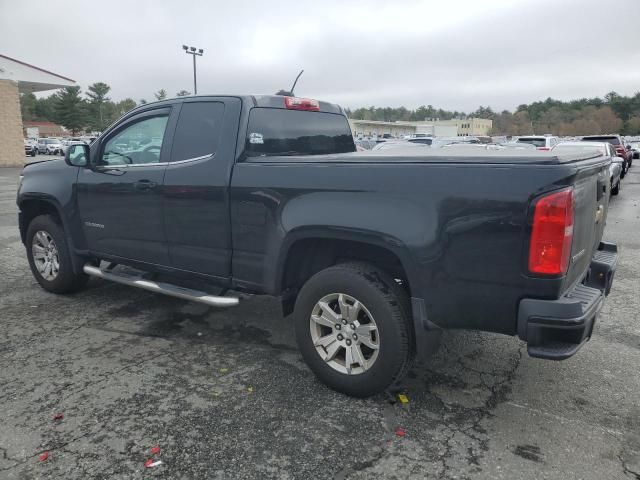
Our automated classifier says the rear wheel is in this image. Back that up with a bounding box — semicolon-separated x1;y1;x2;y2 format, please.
293;262;413;397
26;215;90;293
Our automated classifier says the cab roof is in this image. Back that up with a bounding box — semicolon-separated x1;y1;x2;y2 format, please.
128;94;345;116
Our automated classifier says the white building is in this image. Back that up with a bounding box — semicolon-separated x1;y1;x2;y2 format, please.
349;118;491;139
0;54;75;166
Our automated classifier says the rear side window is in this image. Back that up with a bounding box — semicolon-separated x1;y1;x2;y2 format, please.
171;102;225;162
516;137;546;147
245;108;355;157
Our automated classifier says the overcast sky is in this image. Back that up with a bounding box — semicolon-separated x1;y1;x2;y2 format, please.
1;0;639;112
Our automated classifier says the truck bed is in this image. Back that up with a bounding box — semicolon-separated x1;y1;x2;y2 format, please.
233;149;611;336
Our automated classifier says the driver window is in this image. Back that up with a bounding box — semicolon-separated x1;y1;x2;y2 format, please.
101;114;169;166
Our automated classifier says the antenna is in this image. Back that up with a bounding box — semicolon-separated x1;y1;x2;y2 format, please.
290;69;304;95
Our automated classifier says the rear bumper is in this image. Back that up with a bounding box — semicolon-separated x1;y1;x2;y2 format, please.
517;241;618;360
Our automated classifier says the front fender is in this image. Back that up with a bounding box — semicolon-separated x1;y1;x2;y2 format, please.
18;160;86;257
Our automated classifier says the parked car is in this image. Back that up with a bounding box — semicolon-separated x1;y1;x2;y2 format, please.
626;143;639;160
442;143;535;151
498;142;537;150
37;138;64;155
406;137;434;145
581;135;630;170
515;135;560;150
371;140;429;150
24;139;38;157
17;94;618;397
354;139;376;150
552;141;623;195
430;137;481;148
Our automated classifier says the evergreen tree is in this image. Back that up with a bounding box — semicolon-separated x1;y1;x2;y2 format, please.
54;86;86;134
154;89;167;101
20;93;38;121
86;82;112;131
176;90;191;97
115;98;137;118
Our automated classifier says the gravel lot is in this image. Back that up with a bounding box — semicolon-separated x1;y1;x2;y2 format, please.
1;160;639;479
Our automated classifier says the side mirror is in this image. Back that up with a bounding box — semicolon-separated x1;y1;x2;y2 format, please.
65;143;89;167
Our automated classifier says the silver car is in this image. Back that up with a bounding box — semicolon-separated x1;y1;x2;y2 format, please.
552;141;623;196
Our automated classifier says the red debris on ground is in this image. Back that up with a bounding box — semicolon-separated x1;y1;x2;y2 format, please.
39;451;49;462
150;446;161;455
144;459;163;468
395;427;406;437
53;413;64;421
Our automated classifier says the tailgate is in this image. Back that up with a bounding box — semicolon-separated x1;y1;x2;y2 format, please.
563;159;610;288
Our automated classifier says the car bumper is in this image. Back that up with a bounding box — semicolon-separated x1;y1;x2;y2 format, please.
517;241;618;360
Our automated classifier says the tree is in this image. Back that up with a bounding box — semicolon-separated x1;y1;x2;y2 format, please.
20;92;38;121
471;106;495;120
86;82;112;131
176;90;191;97
154;89;167;101
591;106;623;133
114;98;137;118
624;117;640;135
139;99;148;105
34;96;57;121
53;86;86;134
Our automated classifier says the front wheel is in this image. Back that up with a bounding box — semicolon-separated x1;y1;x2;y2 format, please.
293;263;413;397
26;215;90;294
612;180;620;196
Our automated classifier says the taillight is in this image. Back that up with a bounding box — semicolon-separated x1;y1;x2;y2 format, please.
284;96;320;111
537;147;550;151
528;187;574;275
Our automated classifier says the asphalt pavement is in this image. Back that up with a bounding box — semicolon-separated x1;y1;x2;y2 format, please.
1;158;639;479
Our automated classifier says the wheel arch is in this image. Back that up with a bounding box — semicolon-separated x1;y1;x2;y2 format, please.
275;228;415;314
18;195;85;274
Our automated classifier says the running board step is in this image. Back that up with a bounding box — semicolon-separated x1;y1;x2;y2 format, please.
83;264;239;307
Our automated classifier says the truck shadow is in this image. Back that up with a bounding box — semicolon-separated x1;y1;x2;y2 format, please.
85;280;524;406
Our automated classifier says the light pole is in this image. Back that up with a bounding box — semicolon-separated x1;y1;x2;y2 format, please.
182;45;204;95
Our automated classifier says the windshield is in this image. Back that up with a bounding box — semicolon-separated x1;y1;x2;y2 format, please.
245;108;355;157
583;136;620;145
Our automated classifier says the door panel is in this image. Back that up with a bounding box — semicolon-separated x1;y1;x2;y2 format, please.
78;107;174;265
163;98;241;278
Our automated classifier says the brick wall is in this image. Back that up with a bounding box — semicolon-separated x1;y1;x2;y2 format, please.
0;80;25;167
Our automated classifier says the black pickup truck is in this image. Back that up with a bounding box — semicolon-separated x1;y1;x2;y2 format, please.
17;95;618;397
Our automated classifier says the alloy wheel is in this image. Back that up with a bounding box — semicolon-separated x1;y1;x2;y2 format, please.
32;230;60;281
309;293;380;375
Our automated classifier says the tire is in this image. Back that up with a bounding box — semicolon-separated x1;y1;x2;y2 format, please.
293;262;414;397
26;214;90;294
612;180;620;196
